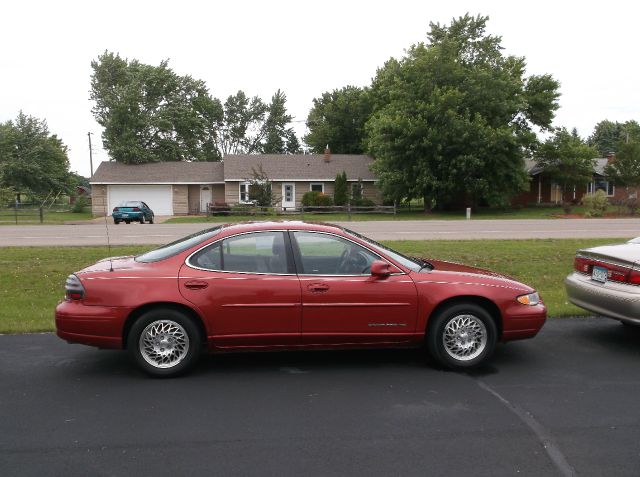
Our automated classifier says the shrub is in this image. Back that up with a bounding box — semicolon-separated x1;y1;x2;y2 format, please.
334;171;348;206
351;197;375;207
71;196;89;213
302;191;334;207
582;190;608;217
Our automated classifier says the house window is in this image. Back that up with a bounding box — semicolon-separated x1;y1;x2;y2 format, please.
351;182;363;200
239;182;252;203
588;179;615;197
310;183;324;193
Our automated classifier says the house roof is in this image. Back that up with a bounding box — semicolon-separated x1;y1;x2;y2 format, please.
525;157;607;176
90;161;225;184
223;154;376;181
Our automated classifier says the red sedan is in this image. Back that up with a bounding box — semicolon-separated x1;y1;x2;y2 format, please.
56;221;546;377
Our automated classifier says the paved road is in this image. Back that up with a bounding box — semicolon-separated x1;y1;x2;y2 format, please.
1;218;640;246
2;317;640;476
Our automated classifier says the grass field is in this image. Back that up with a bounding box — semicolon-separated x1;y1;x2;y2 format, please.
165;206;588;224
0;238;627;334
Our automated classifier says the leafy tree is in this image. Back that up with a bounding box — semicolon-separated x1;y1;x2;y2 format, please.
333;171;348;205
304;86;373;154
90;51;224;163
0;112;74;202
366;14;560;210
588;120;640;156
604;140;640;198
536;127;597;208
261;89;300;154
247;164;276;207
216;91;268;156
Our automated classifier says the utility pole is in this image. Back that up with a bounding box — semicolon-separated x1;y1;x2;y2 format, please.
87;132;94;177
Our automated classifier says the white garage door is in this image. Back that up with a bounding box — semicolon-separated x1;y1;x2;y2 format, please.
108;185;173;216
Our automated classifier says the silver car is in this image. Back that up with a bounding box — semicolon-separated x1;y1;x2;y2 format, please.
565;238;640;325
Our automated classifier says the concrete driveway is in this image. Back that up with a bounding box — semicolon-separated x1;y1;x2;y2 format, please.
1;218;639;246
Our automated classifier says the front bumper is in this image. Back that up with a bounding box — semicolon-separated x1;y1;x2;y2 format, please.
565;272;640;325
55;300;131;349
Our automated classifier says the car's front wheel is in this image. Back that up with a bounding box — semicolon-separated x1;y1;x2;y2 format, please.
128;309;202;377
427;303;497;369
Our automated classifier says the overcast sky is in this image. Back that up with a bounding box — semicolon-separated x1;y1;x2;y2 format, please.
2;0;638;177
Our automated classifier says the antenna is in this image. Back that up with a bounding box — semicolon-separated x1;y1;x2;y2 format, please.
102;197;114;272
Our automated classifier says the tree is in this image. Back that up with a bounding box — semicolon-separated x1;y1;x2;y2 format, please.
333;171;348;206
90;51;224;163
261;89;300;154
536;127;597;208
215;91;268;156
0;112;74;202
366;14;560;210
247;164;276;207
304;86;373;154
604;140;640;202
588;120;640;156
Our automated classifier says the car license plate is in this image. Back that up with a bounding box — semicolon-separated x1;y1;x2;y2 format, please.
592;266;608;283
122;214;129;218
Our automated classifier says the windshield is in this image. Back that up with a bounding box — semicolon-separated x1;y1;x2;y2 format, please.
136;226;223;263
342;227;424;272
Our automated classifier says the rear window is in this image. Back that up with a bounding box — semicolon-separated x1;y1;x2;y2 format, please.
118;201;142;207
136;226;222;263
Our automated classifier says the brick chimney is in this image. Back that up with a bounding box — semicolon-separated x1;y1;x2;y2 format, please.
324;145;331;163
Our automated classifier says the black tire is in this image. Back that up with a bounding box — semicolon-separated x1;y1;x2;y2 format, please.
149;215;154;224
114;219;120;224
427;303;497;369
127;308;203;377
125;220;130;224
139;216;145;224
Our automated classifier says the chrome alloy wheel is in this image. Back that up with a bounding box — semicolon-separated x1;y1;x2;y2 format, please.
442;314;488;361
139;320;190;369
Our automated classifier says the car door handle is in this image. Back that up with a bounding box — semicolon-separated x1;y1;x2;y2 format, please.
307;283;329;292
184;280;209;290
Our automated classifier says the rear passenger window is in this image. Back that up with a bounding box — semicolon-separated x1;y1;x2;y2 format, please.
189;232;289;274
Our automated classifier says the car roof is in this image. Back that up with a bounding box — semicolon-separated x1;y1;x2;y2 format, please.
218;220;345;236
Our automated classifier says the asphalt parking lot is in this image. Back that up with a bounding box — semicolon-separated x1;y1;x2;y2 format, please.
1;317;639;476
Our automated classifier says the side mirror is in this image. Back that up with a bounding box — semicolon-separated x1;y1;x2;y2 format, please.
371;260;393;278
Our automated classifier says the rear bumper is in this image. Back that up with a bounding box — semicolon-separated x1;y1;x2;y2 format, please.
565;272;640;325
113;212;143;220
55;300;130;349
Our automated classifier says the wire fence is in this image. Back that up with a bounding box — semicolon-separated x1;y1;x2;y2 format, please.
206;203;396;219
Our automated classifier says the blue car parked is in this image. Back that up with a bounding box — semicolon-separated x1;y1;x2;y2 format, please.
112;201;154;224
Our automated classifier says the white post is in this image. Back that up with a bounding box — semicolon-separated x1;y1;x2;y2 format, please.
466;207;471;220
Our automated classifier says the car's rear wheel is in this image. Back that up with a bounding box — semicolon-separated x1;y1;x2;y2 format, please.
427;303;497;369
149;215;154;224
128;309;202;377
139;216;145;224
125;220;130;224
113;219;120;224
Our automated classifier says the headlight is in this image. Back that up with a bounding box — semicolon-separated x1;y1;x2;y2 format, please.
517;292;540;306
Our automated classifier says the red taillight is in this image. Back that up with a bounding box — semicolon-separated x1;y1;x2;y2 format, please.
65;274;85;300
575;255;638;285
574;257;590;273
132;207;141;212
113;207;120;212
629;270;640;285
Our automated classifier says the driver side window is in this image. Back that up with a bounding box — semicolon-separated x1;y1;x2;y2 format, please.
292;231;379;275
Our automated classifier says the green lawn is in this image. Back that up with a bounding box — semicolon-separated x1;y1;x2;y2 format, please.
0;209;93;224
165;205;603;224
0;238;626;334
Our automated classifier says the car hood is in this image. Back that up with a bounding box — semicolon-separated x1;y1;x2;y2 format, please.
427;259;511;279
77;256;138;273
578;242;640;267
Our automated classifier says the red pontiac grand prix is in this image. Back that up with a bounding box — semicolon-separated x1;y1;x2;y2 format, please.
56;221;546;377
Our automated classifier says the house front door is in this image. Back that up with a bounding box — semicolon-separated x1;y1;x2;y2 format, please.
200;186;212;212
282;183;295;210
